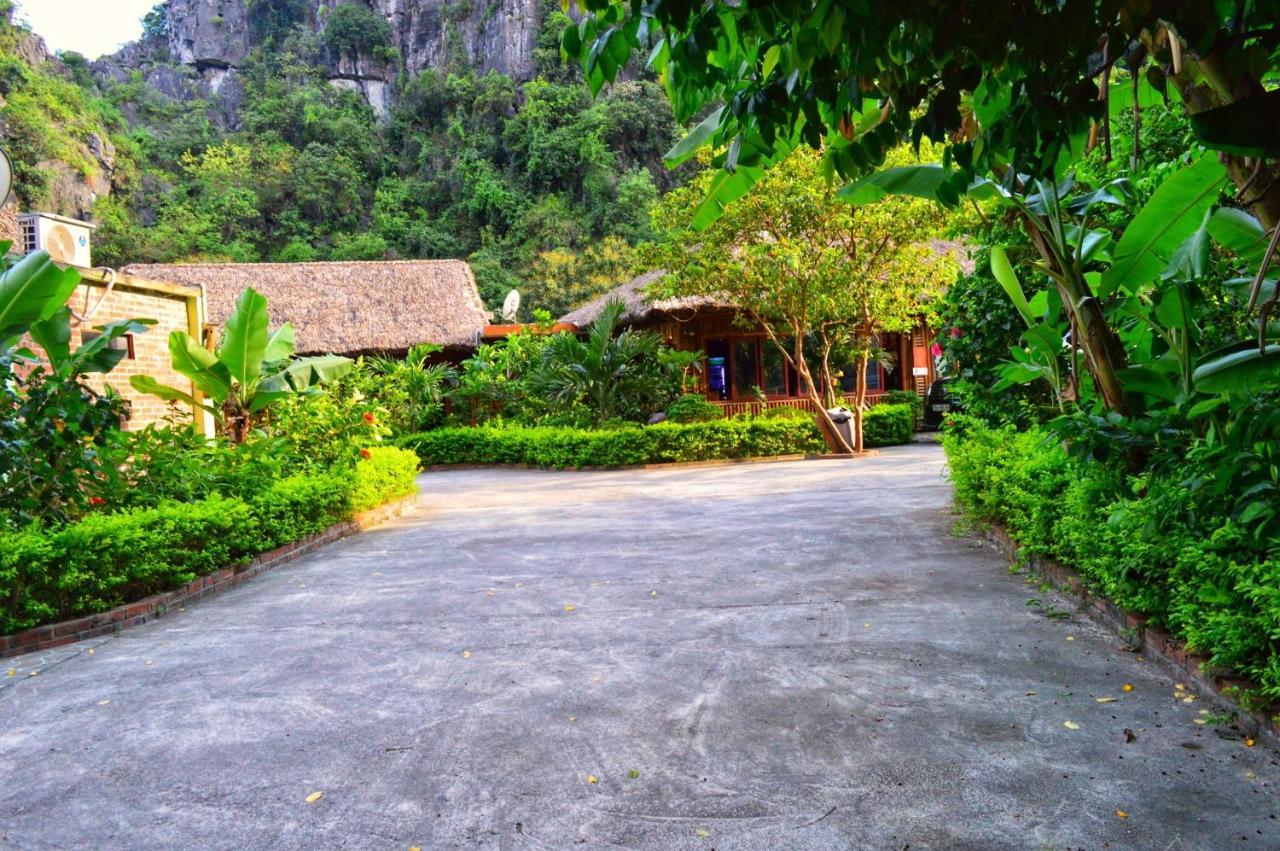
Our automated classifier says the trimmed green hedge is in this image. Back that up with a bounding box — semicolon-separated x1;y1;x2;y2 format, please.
861;403;914;446
351;447;422;512
943;418;1280;700
401;406;915;469
0;449;421;636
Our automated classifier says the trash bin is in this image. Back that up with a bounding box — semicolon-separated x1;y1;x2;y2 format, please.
825;406;854;450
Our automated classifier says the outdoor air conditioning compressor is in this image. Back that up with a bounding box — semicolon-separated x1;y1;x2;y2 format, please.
18;212;93;268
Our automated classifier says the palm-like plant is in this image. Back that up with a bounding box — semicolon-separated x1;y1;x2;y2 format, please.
368;342;455;433
132;288;352;442
532;298;669;425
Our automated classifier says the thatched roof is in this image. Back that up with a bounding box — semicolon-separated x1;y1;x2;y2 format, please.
124;260;490;355
561;241;975;328
559;271;723;327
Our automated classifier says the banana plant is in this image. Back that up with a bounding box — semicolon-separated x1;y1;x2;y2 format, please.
0;247;83;350
132;287;353;442
987;246;1070;408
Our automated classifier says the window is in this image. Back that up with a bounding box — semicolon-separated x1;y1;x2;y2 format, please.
762;342;787;396
732;338;759;399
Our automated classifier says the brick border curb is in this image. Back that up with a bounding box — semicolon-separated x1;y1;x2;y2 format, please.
982;524;1279;750
423;449;883;473
0;492;420;661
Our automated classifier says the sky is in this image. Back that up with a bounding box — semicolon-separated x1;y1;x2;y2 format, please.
15;0;154;59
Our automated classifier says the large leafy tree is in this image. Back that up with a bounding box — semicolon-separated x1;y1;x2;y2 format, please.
565;0;1280;224
566;0;1280;412
650;148;956;452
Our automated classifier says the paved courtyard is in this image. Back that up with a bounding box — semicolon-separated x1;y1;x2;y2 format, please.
1;444;1277;849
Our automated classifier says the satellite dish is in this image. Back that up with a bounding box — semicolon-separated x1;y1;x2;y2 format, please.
0;147;12;208
501;289;521;322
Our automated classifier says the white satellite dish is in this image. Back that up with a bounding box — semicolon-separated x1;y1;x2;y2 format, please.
0;147;12;209
501;289;521;322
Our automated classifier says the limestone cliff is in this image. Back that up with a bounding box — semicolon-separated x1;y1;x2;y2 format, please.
99;0;552;121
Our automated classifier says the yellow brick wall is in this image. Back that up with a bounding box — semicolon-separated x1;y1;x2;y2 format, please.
68;281;199;430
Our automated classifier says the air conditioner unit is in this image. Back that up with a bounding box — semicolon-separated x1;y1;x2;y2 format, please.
18;212;94;268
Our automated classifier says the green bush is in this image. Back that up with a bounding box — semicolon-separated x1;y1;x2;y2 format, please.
665;393;724;423
400;418;828;469
251;472;354;550
351;447;421;512
0;446;421;636
943;417;1280;700
882;389;923;416
0;496;261;634
862;404;914;447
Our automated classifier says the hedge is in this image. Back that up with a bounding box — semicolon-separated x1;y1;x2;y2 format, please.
0;448;421;636
861;403;914;446
943;418;1280;700
400;405;914;469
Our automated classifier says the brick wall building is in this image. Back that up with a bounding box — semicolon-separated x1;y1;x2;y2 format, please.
17;267;209;432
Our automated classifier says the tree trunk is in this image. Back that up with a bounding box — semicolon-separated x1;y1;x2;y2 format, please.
795;350;854;454
1025;222;1132;415
852;351;869;453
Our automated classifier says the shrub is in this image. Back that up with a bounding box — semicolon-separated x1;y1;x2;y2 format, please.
251;472;353;550
0;496;261;634
862;403;914;447
943;419;1280;700
400;418;828;469
0;446;421;635
882;389;923;416
351;447;420;512
665;393;723;423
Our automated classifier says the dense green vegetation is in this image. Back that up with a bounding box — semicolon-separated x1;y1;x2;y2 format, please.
0;1;683;316
564;1;1280;707
402;403;913;468
401;418;827;469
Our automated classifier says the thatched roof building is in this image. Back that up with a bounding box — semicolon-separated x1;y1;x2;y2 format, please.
124;260;490;356
559;271;724;328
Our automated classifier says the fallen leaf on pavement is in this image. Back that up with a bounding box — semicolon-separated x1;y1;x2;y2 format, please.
98;699;110;706
1115;809;1128;819
628;769;639;779
305;791;324;804
1025;691;1037;696
1244;737;1255;747
1096;697;1118;703
1063;720;1080;730
563;604;576;612
4;669;14;677
1122;684;1134;692
586;774;598;785
462;651;472;658
696;829;711;838
1123;728;1137;743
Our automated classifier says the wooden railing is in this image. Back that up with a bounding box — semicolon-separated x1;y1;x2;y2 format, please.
712;393;894;418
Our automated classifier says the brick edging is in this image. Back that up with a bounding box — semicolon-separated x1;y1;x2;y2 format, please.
423;450;883;473
0;492;420;661
982;524;1279;749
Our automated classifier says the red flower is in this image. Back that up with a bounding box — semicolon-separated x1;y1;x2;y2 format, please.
930;342;943;358
89;496;106;506
360;449;372;460
362;412;376;424
949;327;962;339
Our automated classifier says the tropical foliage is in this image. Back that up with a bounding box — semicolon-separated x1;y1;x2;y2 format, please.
131;287;353;442
650;146;957;451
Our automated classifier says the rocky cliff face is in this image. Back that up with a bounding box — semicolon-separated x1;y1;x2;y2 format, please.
107;0;551;121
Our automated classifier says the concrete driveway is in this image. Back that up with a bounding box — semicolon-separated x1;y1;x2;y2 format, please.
1;444;1276;849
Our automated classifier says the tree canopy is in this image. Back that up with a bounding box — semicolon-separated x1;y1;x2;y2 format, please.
565;0;1280;227
650;146;957;450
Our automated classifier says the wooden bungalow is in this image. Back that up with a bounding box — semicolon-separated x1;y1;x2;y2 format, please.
559;271;943;417
124;260;491;360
